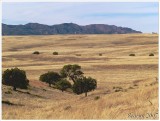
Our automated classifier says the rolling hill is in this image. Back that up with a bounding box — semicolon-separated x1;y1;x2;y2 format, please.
2;34;158;119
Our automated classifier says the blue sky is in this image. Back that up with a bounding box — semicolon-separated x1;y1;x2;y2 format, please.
2;2;158;33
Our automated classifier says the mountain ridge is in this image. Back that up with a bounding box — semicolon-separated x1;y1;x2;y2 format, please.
2;23;142;35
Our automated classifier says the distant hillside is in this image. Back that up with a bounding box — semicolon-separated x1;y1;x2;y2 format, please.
2;23;142;35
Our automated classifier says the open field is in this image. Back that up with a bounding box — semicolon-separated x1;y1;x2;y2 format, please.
2;34;158;119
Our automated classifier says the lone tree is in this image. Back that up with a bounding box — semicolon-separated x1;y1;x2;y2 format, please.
72;76;97;97
56;79;72;92
39;71;61;87
60;64;83;83
2;68;29;91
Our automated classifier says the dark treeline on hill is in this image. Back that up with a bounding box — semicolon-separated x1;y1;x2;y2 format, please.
2;23;142;35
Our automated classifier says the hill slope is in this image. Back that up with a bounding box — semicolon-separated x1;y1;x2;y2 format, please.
2;34;158;119
2;23;142;35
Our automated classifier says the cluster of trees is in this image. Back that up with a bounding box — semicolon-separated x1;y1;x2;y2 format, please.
39;64;97;96
2;64;97;97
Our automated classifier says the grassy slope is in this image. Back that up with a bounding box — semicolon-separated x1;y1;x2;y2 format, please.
2;34;158;119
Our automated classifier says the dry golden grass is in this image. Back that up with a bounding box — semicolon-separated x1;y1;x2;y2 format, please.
2;34;158;119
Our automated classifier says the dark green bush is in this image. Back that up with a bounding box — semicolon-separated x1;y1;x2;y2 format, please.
149;53;154;56
2;68;29;90
75;54;81;56
33;51;40;54
94;96;100;100
115;89;121;92
113;86;123;92
53;52;58;55
129;54;135;56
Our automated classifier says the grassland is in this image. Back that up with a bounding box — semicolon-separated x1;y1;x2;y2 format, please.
2;34;158;119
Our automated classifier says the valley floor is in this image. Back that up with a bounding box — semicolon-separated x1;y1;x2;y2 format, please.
2;34;158;119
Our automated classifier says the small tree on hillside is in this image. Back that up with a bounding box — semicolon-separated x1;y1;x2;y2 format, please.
2;68;29;91
56;79;72;92
39;72;61;87
72;76;97;97
60;64;83;83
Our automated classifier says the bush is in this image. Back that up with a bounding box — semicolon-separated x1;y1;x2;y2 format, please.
113;86;123;90
129;54;135;56
75;54;81;56
72;76;97;97
149;53;154;56
39;71;61;87
33;51;40;54
99;53;102;56
113;86;123;92
56;79;72;92
53;52;58;55
94;96;100;100
2;68;29;91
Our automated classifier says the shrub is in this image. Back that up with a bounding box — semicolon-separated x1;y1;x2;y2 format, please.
113;86;122;89
2;68;29;91
129;54;135;56
56;79;72;92
75;54;81;56
39;71;61;87
60;64;83;83
33;51;40;54
72;76;97;97
149;53;154;56
115;89;121;92
113;86;123;92
53;51;58;55
94;96;100;100
99;53;102;56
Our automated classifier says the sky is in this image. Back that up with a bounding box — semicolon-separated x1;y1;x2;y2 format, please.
2;2;159;33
